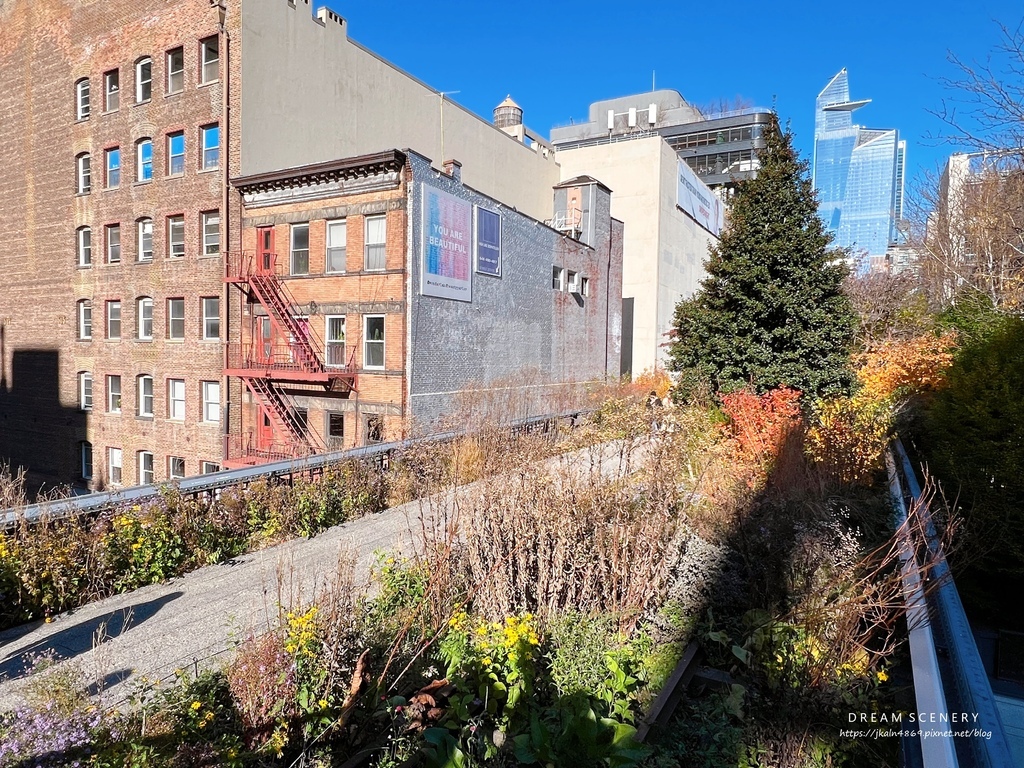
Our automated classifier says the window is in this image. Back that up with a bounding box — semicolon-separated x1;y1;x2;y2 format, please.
202;297;220;340
108;448;122;485
166;47;184;94
200;36;219;84
107;375;122;413
105;147;120;188
104;69;119;111
168;378;186;420
552;266;564;291
200;124;219;170
75;78;90;120
168;456;185;480
167;132;185;175
80;442;93;480
327;413;344;439
290;223;309;275
137;297;153;340
167;298;185;339
581;277;590;297
77;299;92;340
364;215;386;271
293;407;308;434
325;316;346;366
363;315;385;369
138;452;154;485
201;462;220;474
167;215;185;257
106;300;121;339
366;415;384;444
106;224;121;264
137;375;154;417
201;381;220;423
326;219;347;273
137;138;153;181
76;153;91;194
135;57;152;103
567;270;579;293
76;227;92;267
137;218;153;262
78;372;93;411
202;211;220;255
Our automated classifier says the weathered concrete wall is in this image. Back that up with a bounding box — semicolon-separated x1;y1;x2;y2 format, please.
239;0;561;222
406;153;619;430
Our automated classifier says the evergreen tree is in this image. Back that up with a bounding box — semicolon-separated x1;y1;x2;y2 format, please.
668;115;856;399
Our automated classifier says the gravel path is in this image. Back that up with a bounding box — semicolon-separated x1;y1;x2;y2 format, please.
0;439;644;710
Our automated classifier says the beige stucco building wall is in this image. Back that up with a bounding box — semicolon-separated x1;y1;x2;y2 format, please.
556;136;716;374
239;1;560;222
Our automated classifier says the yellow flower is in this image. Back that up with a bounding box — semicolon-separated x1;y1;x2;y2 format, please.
877;669;889;683
190;701;202;711
318;699;329;709
482;658;492;667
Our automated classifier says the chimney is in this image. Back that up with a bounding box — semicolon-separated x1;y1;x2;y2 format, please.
443;158;462;182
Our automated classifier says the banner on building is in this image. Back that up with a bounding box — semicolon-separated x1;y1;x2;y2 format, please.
676;160;724;237
422;185;473;302
475;206;501;277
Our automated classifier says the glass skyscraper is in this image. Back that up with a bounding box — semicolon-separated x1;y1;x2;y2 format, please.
813;69;905;271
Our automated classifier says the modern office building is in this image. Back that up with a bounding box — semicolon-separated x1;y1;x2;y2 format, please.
0;0;620;491
550;91;748;373
813;69;906;272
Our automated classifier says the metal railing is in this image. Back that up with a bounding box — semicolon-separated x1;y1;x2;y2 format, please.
1;409;590;529
888;437;1015;768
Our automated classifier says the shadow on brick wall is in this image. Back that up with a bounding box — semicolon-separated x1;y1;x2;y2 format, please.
0;325;87;497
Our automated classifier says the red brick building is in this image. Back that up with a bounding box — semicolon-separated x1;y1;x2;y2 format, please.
0;0;620;490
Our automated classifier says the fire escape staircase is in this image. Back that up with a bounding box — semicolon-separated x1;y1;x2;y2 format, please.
225;252;357;463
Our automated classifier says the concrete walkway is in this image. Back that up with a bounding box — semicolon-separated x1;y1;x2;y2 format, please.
0;439;643;710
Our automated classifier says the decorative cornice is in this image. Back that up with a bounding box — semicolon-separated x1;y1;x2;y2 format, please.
231;150;406;195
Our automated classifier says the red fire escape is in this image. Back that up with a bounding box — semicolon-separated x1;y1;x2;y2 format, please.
224;237;356;467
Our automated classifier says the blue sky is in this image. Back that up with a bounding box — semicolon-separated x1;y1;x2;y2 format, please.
327;1;1022;195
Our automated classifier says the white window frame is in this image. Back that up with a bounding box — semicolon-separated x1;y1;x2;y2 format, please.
552;266;565;291
201;381;220;424
138;451;154;485
199;36;219;84
200;124;219;170
326;219;347;273
106;224;121;264
290;222;309;275
167;132;185;176
137;218;153;262
202;211;220;256
167;298;185;340
168;215;185;258
364;214;386;271
168;456;186;480
202;296;220;340
137;297;153;340
168;378;186;421
363;315;385;370
75;78;90;120
76;153;91;194
105;147;120;189
106;300;121;340
581;276;590;297
135;57;152;103
78;371;93;411
81;442;93;480
78;299;92;340
107;374;122;413
325;315;347;367
136;138;153;182
166;47;184;94
567;270;579;293
201;461;220;474
77;227;92;267
104;69;119;112
108;447;122;485
137;375;154;417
